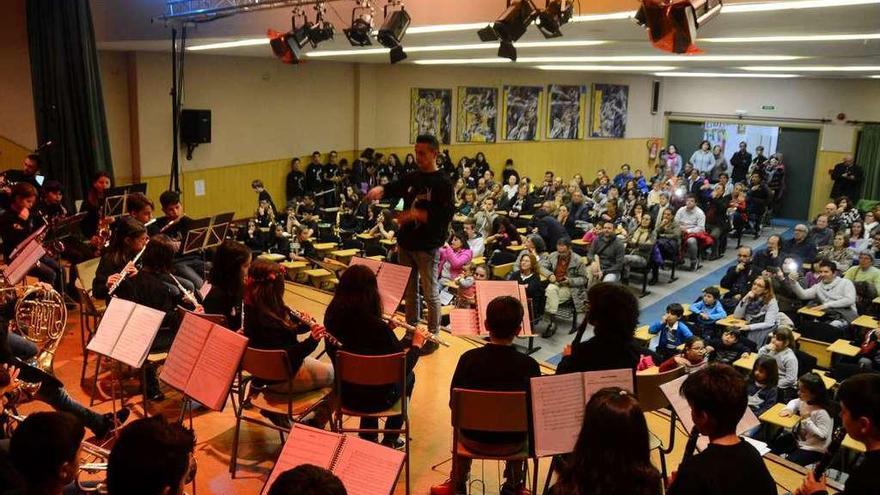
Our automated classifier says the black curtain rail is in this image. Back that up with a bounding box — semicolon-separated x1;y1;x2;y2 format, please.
664;111;832;125
847;120;880;125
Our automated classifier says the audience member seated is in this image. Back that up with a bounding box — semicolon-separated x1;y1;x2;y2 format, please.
514;234;548;270
438;232;473;286
704;184;731;258
586;221;624;285
720;247;757;312
847;221;870;252
771;373;834;467
507;254;545;320
706;328;750;366
268;465;347;495
808;214;834;249
782;224;818;265
667;364;777;495
688;287;727;339
431;297;539;495
746;355;779;418
654;208;682;268
752;234;784;273
540;238;587;338
486;216;522;265
462;220;484;259
649;303;694;362
786;259;857;337
675;195;708;270
746;173;771;238
833;196;861;232
756;326;799;401
815;232;855;274
473;197;497;240
107;416;196;495
732;275;780;347
844;250;880;300
623;214;658;284
659;337;708;373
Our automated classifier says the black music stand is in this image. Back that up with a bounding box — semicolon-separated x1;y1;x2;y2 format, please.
103;183;148;218
181;218;212;256
204;212;235;250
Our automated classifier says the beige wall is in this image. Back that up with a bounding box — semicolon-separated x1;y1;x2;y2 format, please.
99;50;133;182
0;0;36;150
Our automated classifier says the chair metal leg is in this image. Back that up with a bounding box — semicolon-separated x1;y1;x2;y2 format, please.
90;354;103;407
230;416;242;476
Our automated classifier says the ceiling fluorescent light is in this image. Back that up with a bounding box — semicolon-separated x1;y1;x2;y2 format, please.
306;40;605;57
655;72;800;78
742;65;880;71
705;33;880;43
537;64;677;71
188;38;267;50
570;11;637;22
723;0;880;13
871;75;880;78
406;22;489;34
522;55;801;62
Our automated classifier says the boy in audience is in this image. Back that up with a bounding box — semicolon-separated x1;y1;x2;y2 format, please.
9;412;85;495
705;328;750;365
107;416;195;495
648;303;694;362
668;364;776;495
431;296;540;495
268;465;347;495
796;373;880;495
688;286;727;339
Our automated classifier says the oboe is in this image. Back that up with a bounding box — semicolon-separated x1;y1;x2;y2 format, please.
383;314;451;347
107;242;149;296
170;274;200;307
288;307;343;348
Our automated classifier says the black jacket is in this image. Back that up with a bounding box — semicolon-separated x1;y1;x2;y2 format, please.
383;170;454;251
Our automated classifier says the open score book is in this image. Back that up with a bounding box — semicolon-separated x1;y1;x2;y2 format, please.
449;280;533;337
159;311;248;411
85;298;165;368
262;424;406;495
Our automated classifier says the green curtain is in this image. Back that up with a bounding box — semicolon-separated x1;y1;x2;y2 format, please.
857;124;880;203
27;0;113;203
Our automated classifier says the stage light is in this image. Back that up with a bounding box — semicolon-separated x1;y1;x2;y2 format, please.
291;10;312;49
480;0;539;61
344;3;374;47
634;0;722;54
377;2;411;63
306;3;335;48
268;29;303;64
536;0;573;38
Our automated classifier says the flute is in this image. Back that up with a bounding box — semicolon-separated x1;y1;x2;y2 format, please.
107;241;149;296
158;218;179;234
383;314;451;348
288;307;343;348
170;274;200;307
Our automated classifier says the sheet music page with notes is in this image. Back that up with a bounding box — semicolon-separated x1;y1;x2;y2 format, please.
86;298;136;357
186;326;248;411
376;262;411;316
476;281;518;334
111;304;165;368
530;373;586;457
582;368;634;404
332;435;405;495
261;424;340;495
449;309;479;336
160;314;213;392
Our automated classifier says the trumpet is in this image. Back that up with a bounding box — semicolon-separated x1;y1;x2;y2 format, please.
170;274;200;308
107;242;149;296
288;307;342;348
383;314;451;348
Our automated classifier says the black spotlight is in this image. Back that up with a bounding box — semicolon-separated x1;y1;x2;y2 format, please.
536;0;573;38
378;5;410;63
344;6;374;46
498;39;517;61
307;20;335;47
493;0;538;44
477;25;499;42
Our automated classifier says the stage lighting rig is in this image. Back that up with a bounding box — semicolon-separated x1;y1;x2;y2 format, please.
634;0;722;54
377;1;411;63
268;28;303;64
306;3;335;47
536;0;573;38
344;0;375;47
477;0;538;61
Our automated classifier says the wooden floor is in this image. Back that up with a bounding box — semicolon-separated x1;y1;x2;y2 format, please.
15;282;823;494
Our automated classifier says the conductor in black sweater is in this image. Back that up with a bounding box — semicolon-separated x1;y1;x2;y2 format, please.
431;296;540;495
324;264;427;450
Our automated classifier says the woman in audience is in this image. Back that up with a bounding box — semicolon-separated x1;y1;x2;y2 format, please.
507;183;534;219
93;217;149;301
732;276;779;347
515;234;548;269
622;187;639;216
816;232;855;274
486;216;522;265
502;173;519;203
624;214;658;284
621;201;646;234
848;221;869;251
757;326;799;401
775;373;834;466
367;208;397;242
551;388;661;495
689;140;715;175
508;253;544;318
324;264;425;448
666;144;683;177
728;188;749;239
452;177;466;207
453;189;477;222
835;196;861;231
243;260;334;426
654;208;682;267
601;201;621;226
204;240;252;330
863;210;879;237
438;231;473;286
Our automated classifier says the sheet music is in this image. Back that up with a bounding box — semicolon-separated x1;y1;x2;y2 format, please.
449;309;479;336
4;241;46;285
349;256;381;274
198;282;212;300
530;373;587;457
187;326;248;411
111;304;165;368
333;436;405;495
86;298;136;357
376;263;411;316
160;314;213;391
262;424;341;495
582;368;634;404
8;225;46;260
476;281;519;335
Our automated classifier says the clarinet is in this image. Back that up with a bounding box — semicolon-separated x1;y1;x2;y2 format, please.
813;427;846;478
107;242;149;296
288;307;343;348
682;426;701;463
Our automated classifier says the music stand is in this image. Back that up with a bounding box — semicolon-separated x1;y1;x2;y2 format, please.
204;212;234;250
7;225;46;261
103;183;148;219
1;235;47;287
48;212;87;243
181;218;212;256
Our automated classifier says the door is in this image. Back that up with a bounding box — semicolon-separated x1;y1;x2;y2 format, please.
776;127;820;220
666;120;704;156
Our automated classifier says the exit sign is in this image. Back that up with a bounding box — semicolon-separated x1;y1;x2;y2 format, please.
761;105;776;110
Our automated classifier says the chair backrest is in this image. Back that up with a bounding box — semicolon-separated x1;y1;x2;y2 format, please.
241;347;292;382
452;388;528;433
76;257;101;292
175;306;227;328
797;337;832;369
492;263;515;280
335;351;405;386
635;366;687;413
795;350;817;380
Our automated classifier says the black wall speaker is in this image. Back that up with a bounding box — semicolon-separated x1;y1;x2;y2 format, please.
651;80;661;115
180;109;211;144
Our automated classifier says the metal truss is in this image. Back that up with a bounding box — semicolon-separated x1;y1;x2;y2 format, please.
158;0;346;23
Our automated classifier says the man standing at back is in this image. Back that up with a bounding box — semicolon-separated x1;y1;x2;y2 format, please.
367;135;454;355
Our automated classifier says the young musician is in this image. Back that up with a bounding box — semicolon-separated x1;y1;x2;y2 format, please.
0;183;62;288
366;135;455;355
107;416;196;495
268;464;347;495
78;170;112;241
118;192;153;227
796;373;880;495
147;191;205;291
114;235;201;401
9;412;85;495
34;180;67;225
431;296;539;495
244;260;334;427
667;364;776;495
551;388;661;495
324;264;426;449
204;240;252;330
93;217;148;301
251;179;278;217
